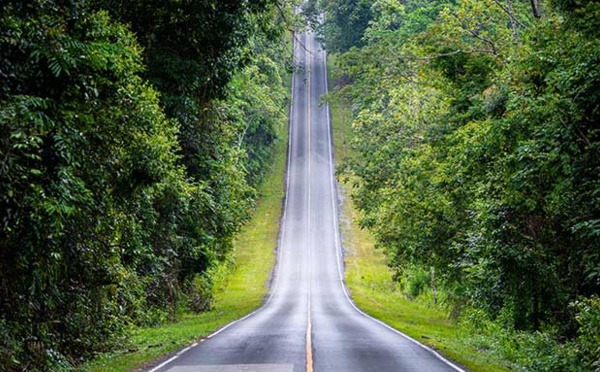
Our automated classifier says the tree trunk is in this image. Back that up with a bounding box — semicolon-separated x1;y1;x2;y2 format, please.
530;0;542;18
508;0;519;40
431;267;437;305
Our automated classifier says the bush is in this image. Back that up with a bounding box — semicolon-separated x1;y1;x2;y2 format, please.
398;264;432;300
575;296;600;371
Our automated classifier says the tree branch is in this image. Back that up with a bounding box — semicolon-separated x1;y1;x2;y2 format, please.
490;0;528;30
530;0;542;18
405;48;497;60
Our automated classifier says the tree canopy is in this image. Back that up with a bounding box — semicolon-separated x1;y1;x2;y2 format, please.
0;0;292;369
323;0;600;369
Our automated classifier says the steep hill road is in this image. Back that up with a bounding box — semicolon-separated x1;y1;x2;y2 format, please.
147;29;465;372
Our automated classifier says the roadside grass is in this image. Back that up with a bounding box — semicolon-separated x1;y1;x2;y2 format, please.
80;85;289;372
327;54;510;372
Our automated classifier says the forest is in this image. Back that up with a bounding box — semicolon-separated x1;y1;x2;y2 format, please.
0;0;292;369
2;0;600;370
315;0;599;369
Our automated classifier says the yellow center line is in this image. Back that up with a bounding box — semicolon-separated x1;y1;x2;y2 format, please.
306;31;314;372
306;308;313;372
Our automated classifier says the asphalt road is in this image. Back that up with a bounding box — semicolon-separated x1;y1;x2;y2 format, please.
149;30;465;372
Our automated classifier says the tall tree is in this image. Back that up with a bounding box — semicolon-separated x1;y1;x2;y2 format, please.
0;0;291;369
329;1;600;366
319;0;372;52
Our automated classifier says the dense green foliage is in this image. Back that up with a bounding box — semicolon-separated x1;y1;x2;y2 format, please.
0;0;291;369
322;0;600;369
318;0;372;52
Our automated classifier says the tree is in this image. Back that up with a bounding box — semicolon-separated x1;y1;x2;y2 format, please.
330;0;600;353
0;1;188;367
0;0;291;369
319;0;372;52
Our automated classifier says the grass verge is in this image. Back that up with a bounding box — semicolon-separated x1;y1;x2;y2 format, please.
327;54;510;372
80;91;288;372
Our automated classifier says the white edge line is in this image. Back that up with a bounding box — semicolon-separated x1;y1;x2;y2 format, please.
148;34;298;372
305;30;314;372
320;37;467;372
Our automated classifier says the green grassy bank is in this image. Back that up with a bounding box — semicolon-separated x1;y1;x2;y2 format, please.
328;55;509;372
80;95;288;372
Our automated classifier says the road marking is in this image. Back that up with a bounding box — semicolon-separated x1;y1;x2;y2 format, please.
306;306;313;372
305;31;314;372
166;365;294;372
